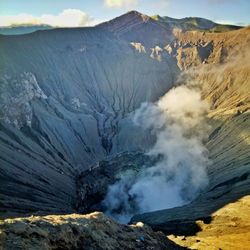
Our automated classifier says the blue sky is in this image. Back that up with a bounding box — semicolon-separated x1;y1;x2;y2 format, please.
0;0;249;27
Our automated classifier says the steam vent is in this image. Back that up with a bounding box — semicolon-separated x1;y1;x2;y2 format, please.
0;7;250;250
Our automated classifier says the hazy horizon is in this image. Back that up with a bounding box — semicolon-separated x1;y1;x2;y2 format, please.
0;0;249;28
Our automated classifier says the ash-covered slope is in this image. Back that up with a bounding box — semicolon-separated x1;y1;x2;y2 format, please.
0;12;179;216
98;11;174;47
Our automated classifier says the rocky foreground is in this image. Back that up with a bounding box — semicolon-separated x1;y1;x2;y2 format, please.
0;212;184;250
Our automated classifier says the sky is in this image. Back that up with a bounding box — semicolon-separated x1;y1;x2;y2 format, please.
0;0;249;27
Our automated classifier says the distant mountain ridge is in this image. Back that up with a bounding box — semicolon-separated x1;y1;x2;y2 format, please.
152;15;242;32
0;25;52;35
0;11;242;35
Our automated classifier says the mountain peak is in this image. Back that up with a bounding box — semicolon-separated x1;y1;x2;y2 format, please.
126;10;143;15
98;10;172;47
98;10;152;28
113;10;151;24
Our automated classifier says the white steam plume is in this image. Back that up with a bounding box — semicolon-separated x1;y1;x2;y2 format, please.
103;81;210;223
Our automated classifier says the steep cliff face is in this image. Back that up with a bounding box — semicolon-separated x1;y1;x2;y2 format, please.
0;13;179;216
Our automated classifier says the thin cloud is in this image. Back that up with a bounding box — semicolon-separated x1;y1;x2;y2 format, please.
207;0;238;4
215;20;248;26
145;0;169;10
0;9;98;27
104;0;138;8
156;0;169;7
215;19;238;25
